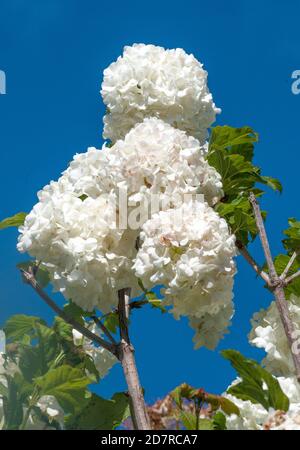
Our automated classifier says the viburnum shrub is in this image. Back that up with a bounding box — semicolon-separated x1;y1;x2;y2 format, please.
1;43;300;430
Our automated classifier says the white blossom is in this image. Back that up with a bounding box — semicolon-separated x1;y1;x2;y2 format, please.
133;200;236;349
225;376;300;430
105;118;223;208
101;44;220;143
249;295;300;377
17;117;223;313
72;327;117;379
18;185;138;312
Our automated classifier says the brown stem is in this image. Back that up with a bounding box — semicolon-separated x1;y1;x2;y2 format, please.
117;288;151;430
249;193;300;382
91;315;117;345
236;240;271;286
21;268;117;355
280;252;298;280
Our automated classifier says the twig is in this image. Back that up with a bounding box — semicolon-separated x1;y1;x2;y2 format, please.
236;240;271;286
285;270;300;286
280;252;298;280
249;193;277;281
117;288;151;430
91;315;117;345
249;193;300;382
21;268;117;355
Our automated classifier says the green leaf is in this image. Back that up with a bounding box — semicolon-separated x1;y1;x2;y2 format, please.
208;125;280;245
205;393;240;416
4;315;46;342
265;254;300;298
103;312;119;334
63;302;86;326
0;212;27;230
213;411;227;430
82;354;100;382
222;350;289;412
180;412;214;430
209;126;258;160
35;365;90;414
53;317;73;342
179;411;197;430
2;376;24;429
197;418;214;430
18;323;59;382
0;381;8;398
283;218;300;254
260;176;282;193
65;392;130;430
215;195;261;245
146;292;167;313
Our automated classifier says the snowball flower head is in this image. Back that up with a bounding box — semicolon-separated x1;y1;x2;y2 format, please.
101;44;220;143
105;118;223;208
18;181;138;312
249;295;300;377
133;200;236;349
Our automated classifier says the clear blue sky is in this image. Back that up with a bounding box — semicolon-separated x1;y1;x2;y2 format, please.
0;0;299;403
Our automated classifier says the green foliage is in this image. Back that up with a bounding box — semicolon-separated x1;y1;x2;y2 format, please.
66;393;130;430
0;313;128;430
170;382;239;430
171;382;239;416
208;126;281;245
4;315;46;343
283;218;300;254
35;365;90;414
2;376;24;429
0;212;27;230
145;291;167;313
103;312;119;334
212;411;227;430
53;317;73;342
222;350;289;412
271;254;300;298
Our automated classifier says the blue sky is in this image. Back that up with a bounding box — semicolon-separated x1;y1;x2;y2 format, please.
0;0;299;403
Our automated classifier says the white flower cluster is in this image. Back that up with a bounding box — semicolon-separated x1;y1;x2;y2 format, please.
133;200;236;349
18;182;138;312
0;353;63;430
101;44;220;144
27;395;64;430
249;295;300;377
18;43;236;350
72;327;117;379
225;376;300;430
62;118;223;207
225;295;300;430
104;118;223;208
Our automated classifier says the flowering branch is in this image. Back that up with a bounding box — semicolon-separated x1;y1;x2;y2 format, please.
249;193;300;382
117;288;151;430
20;267;117;355
21;267;150;429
